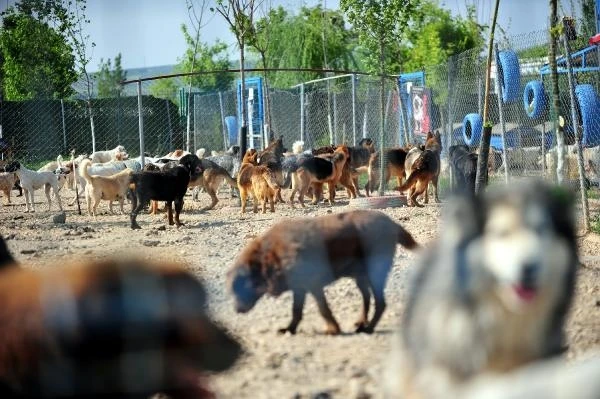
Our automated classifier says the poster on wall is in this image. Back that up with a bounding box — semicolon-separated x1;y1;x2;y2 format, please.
410;86;432;139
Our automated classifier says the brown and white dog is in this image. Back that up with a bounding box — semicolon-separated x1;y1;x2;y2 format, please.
227;210;419;335
79;158;133;217
0;256;241;398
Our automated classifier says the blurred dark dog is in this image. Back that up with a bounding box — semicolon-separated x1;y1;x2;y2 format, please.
0;256;241;398
386;182;578;398
449;144;478;195
227;210;419;335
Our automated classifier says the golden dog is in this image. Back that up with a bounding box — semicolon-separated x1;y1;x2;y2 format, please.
79;158;133;217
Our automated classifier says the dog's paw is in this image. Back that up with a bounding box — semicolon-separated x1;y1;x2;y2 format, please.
131;224;142;230
355;324;374;334
277;327;296;335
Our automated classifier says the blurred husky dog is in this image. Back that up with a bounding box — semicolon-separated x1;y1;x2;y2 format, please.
385;181;578;399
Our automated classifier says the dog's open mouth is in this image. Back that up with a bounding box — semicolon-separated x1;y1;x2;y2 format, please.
513;284;537;302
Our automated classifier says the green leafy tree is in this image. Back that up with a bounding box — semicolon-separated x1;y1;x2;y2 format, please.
179;24;232;91
96;53;127;98
212;0;260;157
0;8;77;99
341;0;420;193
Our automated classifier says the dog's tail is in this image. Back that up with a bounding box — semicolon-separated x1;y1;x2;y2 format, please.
225;171;237;189
79;158;93;184
262;169;280;191
396;169;420;193
57;154;64;168
396;224;419;250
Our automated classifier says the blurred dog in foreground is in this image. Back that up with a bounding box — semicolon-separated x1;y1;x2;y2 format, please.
227;210;419;335
385;181;578;398
0;251;241;398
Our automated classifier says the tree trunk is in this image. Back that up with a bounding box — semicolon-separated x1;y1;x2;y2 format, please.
549;0;565;184
378;37;385;196
475;0;501;194
261;51;273;142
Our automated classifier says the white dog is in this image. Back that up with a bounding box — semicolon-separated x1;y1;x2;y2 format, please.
5;161;63;212
89;145;129;164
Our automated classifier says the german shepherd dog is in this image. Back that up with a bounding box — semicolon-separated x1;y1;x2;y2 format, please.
290;146;349;207
449;144;478;195
347;138;376;196
366;146;410;196
129;154;203;229
189;159;238;211
386;182;578;398
397;131;442;206
237;150;280;214
227;210;419;335
258;136;286;203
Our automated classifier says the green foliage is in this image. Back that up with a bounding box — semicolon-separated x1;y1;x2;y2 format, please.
149;79;180;104
248;5;356;88
341;0;420;74
96;53;127;98
179;24;233;91
0;10;77;99
402;2;485;72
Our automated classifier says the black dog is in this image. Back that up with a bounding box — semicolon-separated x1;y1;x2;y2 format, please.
0;235;16;269
129;154;203;229
449;145;478;195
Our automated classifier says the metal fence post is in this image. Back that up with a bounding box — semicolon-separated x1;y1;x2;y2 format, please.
60;99;67;152
494;44;509;185
562;17;590;232
218;91;227;150
137;80;145;168
300;83;305;142
333;91;338;144
351;74;357;146
165;99;173;153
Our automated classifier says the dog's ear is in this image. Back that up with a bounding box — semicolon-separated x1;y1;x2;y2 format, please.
426;131;434;140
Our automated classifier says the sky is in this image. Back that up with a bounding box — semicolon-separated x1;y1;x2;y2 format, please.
0;0;584;71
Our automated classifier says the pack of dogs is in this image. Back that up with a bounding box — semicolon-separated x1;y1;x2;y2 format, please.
0;176;595;397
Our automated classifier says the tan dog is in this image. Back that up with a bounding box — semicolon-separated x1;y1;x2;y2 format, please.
79;159;133;217
227;210;419;335
237;150;280;214
0;172;17;205
290;145;348;207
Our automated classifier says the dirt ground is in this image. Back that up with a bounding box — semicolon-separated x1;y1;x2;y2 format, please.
0;187;598;399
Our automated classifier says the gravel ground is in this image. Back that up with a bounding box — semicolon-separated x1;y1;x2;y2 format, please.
0;188;598;399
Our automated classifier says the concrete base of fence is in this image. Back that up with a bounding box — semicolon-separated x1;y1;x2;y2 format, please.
350;194;408;209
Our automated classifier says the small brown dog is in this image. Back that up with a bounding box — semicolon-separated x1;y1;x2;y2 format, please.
0;172;16;205
290;146;349;207
237;149;280;214
227;210;419;335
79;158;133;217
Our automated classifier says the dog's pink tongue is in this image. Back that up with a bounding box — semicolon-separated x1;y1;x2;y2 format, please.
513;285;536;302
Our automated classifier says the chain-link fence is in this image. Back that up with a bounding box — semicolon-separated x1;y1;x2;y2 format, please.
1;19;599;226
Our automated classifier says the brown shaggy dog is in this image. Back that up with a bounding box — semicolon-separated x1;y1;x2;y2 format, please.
290;146;349;207
397;131;442;206
257;136;286;203
366;147;409;196
0;258;241;398
237;150;280;214
227;210;419;335
79;158;133;217
0;172;16;205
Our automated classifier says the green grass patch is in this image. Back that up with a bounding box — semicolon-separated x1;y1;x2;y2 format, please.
591;216;600;235
586;189;600;200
